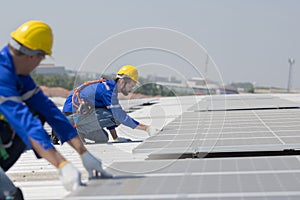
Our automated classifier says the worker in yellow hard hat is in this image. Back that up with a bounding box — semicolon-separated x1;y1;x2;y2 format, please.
0;20;112;199
115;65;139;96
61;65;160;144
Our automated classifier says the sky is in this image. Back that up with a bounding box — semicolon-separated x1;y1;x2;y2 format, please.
1;0;299;89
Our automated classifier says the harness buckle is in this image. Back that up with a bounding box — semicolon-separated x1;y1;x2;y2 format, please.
77;100;93;115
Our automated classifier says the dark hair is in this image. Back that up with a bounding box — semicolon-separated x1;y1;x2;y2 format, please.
113;77;119;82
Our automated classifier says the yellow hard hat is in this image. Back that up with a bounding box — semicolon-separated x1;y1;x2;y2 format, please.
11;20;53;55
117;65;138;82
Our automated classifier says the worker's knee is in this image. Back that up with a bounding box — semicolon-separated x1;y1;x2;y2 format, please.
80;130;109;143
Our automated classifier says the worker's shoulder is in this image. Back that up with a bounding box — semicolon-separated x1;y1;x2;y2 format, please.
104;79;116;85
100;79;116;90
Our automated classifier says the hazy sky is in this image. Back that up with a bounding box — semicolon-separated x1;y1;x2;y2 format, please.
1;0;299;89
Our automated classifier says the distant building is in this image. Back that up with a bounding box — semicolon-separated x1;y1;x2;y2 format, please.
76;71;101;80
156;81;193;95
146;75;182;83
151;77;238;96
33;64;67;76
187;77;238;95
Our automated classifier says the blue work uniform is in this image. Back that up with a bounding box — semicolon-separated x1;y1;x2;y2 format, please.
63;79;139;129
0;45;77;151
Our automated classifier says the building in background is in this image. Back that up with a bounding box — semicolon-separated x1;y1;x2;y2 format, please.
32;64;67;76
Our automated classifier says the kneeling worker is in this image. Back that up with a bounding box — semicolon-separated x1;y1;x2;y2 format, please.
62;65;159;143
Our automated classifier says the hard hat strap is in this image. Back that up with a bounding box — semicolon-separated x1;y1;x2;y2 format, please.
9;39;45;56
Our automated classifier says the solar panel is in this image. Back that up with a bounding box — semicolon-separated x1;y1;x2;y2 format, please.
67;156;300;199
133;108;300;157
188;95;300;111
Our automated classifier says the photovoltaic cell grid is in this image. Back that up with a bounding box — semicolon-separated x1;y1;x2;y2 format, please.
188;94;300;111
67;156;300;199
133;97;300;156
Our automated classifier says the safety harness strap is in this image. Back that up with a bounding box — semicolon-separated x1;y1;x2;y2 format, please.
71;78;110;128
72;78;108;111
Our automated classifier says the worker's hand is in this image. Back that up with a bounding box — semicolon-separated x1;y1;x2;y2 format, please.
58;161;82;191
146;126;161;136
81;151;113;179
114;137;132;143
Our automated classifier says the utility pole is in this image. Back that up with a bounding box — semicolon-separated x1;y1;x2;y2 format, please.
287;58;295;93
204;54;209;78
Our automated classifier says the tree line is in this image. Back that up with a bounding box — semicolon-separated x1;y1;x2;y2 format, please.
31;74;175;96
32;74;76;90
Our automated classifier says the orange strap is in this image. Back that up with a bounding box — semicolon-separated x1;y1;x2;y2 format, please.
72;78;105;111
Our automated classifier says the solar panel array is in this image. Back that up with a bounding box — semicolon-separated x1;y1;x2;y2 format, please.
67;156;300;199
68;95;300;199
134;109;300;158
188;94;300;111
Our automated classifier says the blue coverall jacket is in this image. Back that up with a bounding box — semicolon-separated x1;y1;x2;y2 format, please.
0;45;77;150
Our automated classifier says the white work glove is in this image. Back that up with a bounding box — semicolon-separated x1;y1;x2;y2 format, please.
58;161;82;191
114;137;132;143
81;151;113;179
146;126;161;136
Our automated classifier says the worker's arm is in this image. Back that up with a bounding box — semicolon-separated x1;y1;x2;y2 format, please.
29;138;66;167
66;135;88;155
137;124;161;136
135;123;149;131
25;86;78;144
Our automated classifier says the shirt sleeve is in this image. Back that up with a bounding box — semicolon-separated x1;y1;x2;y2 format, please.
0;76;53;150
